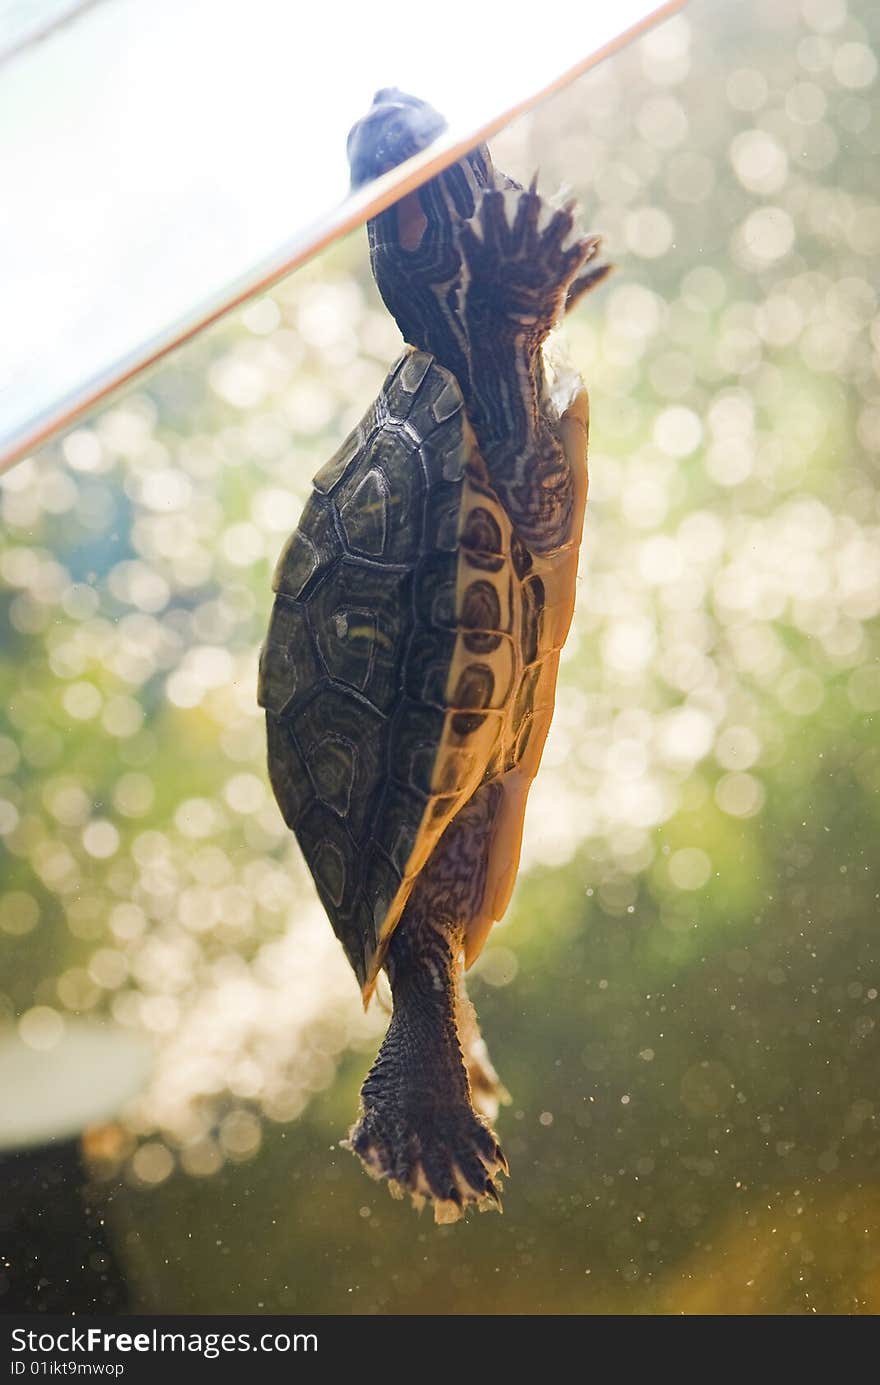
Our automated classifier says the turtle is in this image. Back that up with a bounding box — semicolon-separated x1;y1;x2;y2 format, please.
258;89;610;1221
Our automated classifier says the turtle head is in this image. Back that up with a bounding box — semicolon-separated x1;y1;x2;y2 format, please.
347;89;447;190
348;90;497;382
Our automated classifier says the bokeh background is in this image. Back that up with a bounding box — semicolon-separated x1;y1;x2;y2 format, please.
2;0;879;1313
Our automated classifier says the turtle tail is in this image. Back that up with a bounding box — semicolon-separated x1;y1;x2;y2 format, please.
344;915;507;1223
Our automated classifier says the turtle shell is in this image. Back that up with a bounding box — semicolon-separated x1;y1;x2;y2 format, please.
259;348;589;997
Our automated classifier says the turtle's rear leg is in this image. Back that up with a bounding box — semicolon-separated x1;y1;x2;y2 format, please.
347;919;506;1222
457;968;510;1123
345;785;507;1222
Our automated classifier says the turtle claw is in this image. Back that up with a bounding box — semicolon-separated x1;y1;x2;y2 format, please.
480;1179;503;1211
346;1099;507;1223
564;258;614;315
458;184;599;332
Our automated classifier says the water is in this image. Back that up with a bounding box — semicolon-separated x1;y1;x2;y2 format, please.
1;0;878;1314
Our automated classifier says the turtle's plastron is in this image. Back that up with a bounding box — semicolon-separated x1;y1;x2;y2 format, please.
261;89;605;1221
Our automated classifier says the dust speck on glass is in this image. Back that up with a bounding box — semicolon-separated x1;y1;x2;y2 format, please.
1;0;879;1314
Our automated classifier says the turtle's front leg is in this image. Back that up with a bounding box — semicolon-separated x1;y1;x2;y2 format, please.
460;183;602;337
457;185;598;553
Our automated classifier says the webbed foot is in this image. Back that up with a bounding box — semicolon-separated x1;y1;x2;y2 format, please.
346;1081;507;1224
458;180;603;332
